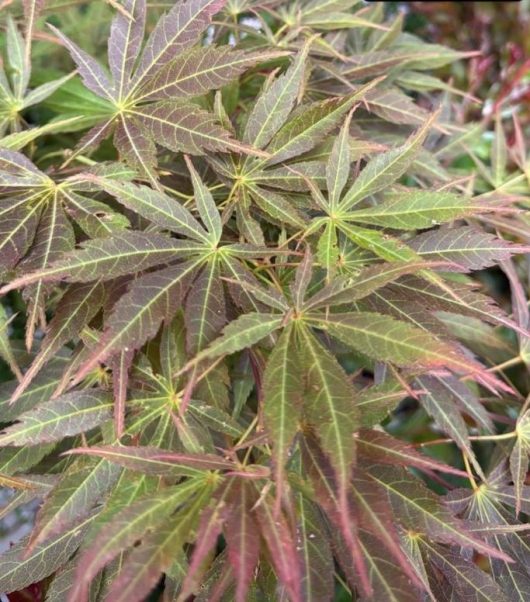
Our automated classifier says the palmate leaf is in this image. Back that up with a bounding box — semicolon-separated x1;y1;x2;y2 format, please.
185;155;222;244
60;189;130;240
2;0;529;597
304;260;449;310
462;484;530;600
263;80;382;166
48;0;264;167
326;108;353;209
0;196;43;272
384;275;527;335
48;24;115;101
451;483;530;600
185;257;226;354
182;312;284;370
69;259;203;387
0;390;113;446
89;176;210;242
108;0;146;101
17;199;76;349
0;358;69;421
129;0;227;88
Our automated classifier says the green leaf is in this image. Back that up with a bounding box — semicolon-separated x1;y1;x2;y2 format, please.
409;226;529;271
0;360;68;422
71;259;203;387
135;47;285;102
243;43;310;149
0;303;22;380
264;80;381;166
511;410;530;516
263;324;302;496
185;155;222;244
90;177;210;243
0;442;56;476
183;312;284;370
0;390;113;446
10;282;104;403
0;232;191;292
295;493;334;601
27;458;121;553
103;482;213;602
316;219;339;277
61;189;130;238
339;111;439;211
68;479;208;601
248;185;306;228
298;325;357;492
0;513;96;593
345;190;489;230
0;117;83;150
326;109;353;208
305;260;444;309
133;100;257;156
185;257;226;354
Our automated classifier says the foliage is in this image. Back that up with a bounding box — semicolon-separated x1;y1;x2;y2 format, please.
402;1;530;123
0;1;529;601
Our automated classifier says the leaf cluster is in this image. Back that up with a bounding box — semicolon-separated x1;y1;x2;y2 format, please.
0;1;529;601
